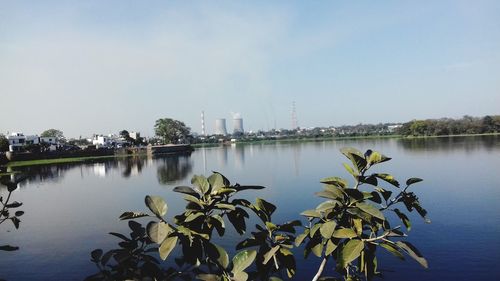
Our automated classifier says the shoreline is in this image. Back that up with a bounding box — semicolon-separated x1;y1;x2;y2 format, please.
2;133;497;168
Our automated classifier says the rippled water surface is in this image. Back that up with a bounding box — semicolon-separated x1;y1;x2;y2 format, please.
1;136;499;280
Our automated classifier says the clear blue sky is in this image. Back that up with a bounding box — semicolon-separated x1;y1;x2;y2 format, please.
1;0;499;138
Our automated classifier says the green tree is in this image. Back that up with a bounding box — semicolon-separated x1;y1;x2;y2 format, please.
154;118;190;144
0;134;9;152
40;129;64;139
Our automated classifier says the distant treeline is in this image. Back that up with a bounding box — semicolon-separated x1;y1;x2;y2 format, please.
397;115;500;136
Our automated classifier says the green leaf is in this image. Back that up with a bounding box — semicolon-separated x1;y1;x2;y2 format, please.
145;195;167;218
332;228;357;239
192;175;210;194
232;271;249;281
396;241;428;268
311;240;324;257
343;163;357;176
159;236;178;260
367;151;391;165
255;198;277;217
185;212;204;222
406;178;423;186
146;221;171;244
375;173;400;187
119;211;149;220
295;230;309;246
339;239;364;268
380;241;405;260
356;202;385;220
394;209;411;231
301;210;321;218
316;201;338;212
211;188;237;196
320;177;348;188
320;220;337;239
214;243;230;269
310;223;322;237
215;203;236;211
375;187;392;201
173;186;200;197
196;274;221;281
263;245;280;265
325;239;338;256
232;250;257;273
315;190;342;200
208;173;227;192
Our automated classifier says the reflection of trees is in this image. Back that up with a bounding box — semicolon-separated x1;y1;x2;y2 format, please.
397;135;499;153
121;157;145;178
156;155;193;185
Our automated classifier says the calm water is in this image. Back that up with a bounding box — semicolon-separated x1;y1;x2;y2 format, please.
1;136;499;280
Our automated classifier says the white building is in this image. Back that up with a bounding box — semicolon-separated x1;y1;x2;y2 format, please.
92;134;125;148
7;132;59;152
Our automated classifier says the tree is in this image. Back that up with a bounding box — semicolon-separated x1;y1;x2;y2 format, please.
40;129;64;139
154;118;190;144
119;130;130;139
0;134;9;152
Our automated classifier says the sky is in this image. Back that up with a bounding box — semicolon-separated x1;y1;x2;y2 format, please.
1;0;499;138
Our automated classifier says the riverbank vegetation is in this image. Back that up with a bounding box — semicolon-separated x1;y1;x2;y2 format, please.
87;148;429;281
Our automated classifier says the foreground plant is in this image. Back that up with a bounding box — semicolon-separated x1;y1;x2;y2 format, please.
0;176;25;252
88;148;429;281
297;148;429;281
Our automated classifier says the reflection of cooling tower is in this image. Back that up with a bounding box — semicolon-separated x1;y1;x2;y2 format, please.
215;119;227;135
233;118;244;133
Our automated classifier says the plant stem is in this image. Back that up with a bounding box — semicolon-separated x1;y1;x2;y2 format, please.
312;257;328;281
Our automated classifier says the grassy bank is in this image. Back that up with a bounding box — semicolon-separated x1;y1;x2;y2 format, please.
3;155;128;168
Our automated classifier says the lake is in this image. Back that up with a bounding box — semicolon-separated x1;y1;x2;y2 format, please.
1;136;499;280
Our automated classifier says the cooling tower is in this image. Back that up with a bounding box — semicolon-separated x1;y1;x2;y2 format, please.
233;118;244;134
215;119;228;135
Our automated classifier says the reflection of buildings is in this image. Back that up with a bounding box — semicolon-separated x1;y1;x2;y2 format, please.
231;144;245;169
217;146;228;167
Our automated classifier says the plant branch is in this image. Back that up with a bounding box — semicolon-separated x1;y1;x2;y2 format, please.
312;257;328;281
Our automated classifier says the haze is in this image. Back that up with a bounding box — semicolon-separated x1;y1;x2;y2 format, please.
1;0;499;138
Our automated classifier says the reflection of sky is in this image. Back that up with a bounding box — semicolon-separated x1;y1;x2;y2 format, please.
1;136;500;280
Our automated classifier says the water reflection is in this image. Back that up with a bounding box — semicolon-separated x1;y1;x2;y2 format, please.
156;155;193;185
397;135;499;153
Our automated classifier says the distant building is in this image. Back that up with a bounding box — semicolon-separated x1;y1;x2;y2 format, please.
7;132;59;152
129;132;140;140
215;119;228;135
233;118;244;134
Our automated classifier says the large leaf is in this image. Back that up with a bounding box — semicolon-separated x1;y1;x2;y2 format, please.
325;239;338;256
366;150;391;165
192;175;210;194
394;209;411;231
320;177;348;188
375;173;400;187
147;221;171;244
295;230;309;246
232;271;249;281
406;178;423;186
184;212;204;222
233;184;266;191
263;245;280;265
232;250;257;273
255;198;276;217
356;202;385;220
208;173;227;192
119;211;149;220
332;228;357;239
173;186;200;197
301;210;321;218
341;148;367;172
212;243;230;269
338;239;364;268
396;241;428;268
320;220;337;239
159;236;178;260
380;241;405;260
145;195;167;218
